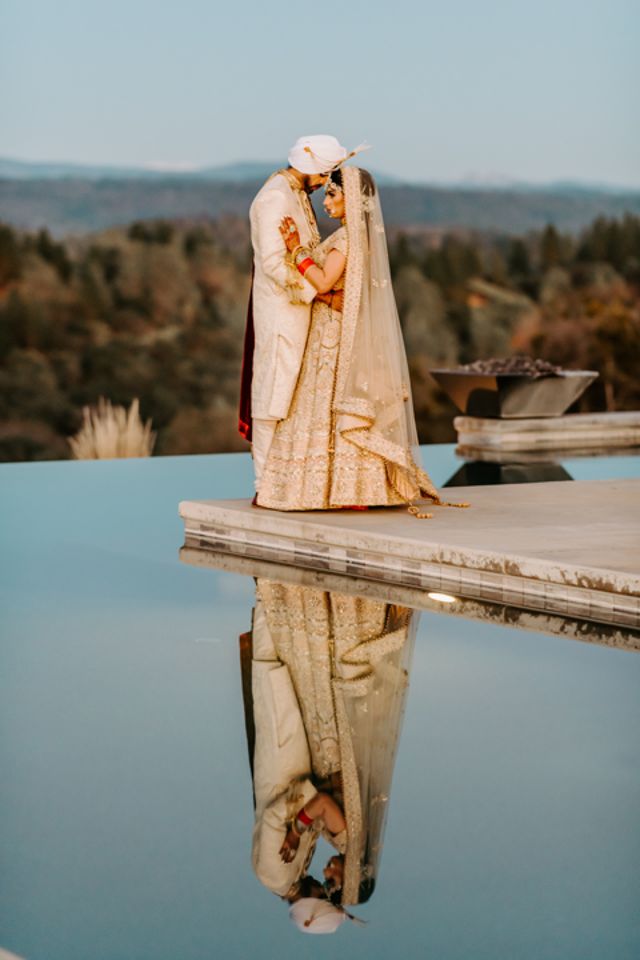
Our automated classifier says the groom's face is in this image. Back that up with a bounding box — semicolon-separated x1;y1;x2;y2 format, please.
305;173;328;193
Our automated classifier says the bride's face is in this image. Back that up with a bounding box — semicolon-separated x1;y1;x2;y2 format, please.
323;185;345;220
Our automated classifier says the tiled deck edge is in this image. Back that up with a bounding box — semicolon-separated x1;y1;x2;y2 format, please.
181;517;640;629
180;542;640;651
179;499;639;598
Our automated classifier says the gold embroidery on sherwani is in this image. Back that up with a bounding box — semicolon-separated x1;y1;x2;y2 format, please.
277;168;321;247
269;169;321;301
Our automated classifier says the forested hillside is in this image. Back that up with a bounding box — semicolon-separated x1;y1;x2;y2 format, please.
0;214;638;461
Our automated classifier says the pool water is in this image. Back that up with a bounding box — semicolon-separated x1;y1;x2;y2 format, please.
1;447;639;960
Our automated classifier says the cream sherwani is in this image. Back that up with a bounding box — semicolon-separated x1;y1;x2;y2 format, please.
249;171;319;423
251;595;318;897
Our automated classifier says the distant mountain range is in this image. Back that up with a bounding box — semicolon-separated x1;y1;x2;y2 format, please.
0;157;405;185
1;157;639;236
2;156;638;193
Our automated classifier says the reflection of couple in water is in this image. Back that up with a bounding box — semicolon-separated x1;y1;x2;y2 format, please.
241;579;417;933
282;793;357;934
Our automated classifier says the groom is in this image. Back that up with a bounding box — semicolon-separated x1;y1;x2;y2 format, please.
239;134;348;492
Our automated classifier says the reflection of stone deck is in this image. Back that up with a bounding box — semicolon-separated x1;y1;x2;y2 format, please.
179;478;640;629
180;546;640;652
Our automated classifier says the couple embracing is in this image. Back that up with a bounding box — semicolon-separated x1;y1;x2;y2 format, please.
239;134;463;517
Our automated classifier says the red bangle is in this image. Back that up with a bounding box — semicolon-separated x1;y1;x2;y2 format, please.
297;257;315;276
297;808;314;826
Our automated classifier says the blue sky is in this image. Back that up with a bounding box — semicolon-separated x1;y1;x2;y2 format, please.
1;0;638;186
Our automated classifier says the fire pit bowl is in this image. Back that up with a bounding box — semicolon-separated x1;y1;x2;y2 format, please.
429;368;599;418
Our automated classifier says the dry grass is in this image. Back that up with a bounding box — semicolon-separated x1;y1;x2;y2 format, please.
69;397;156;459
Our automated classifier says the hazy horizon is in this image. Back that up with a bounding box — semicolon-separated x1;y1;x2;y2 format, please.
1;153;639;193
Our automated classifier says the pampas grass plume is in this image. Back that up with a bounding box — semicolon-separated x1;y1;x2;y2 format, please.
69;398;156;459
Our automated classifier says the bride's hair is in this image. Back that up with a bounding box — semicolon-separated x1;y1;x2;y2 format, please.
329;167;376;196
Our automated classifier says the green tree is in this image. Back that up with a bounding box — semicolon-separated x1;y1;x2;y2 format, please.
128;220;174;245
153;221;174;244
183;226;212;258
507;238;531;277
0;291;51;352
128;222;153;242
89;245;121;284
0;224;21;286
35;228;73;283
540;224;562;269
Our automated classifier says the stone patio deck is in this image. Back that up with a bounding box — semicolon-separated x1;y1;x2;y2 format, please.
179;478;640;629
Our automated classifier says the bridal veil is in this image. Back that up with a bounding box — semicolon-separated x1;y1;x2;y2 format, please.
336;167;444;507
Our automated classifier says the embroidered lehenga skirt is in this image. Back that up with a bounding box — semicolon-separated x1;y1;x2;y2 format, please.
256;296;406;511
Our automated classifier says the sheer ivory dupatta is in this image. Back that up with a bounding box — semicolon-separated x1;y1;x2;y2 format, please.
335;168;458;511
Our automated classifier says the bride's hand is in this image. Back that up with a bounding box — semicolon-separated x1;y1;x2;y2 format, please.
316;290;344;313
279;216;301;253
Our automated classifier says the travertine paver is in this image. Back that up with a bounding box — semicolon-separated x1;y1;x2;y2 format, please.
179;478;640;626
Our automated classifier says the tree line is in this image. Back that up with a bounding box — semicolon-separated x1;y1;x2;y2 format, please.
0;213;638;461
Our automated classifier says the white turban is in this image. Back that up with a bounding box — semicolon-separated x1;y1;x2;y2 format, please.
288;135;348;175
289;898;347;934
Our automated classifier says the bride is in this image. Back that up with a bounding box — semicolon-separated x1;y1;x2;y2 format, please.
256;166;463;517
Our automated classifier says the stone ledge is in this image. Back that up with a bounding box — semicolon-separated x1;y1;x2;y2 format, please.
454;410;640;452
179;478;640;629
